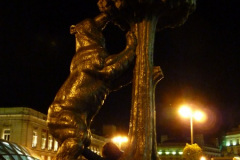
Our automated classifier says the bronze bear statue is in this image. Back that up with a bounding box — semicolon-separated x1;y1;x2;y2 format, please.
47;13;136;159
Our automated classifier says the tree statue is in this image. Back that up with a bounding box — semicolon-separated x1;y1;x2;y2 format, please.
183;143;203;160
97;0;196;160
47;0;196;159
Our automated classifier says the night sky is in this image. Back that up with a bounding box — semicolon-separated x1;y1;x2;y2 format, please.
1;0;239;140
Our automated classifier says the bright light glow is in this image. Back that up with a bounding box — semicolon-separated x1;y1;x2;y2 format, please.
194;111;205;121
158;151;162;155
112;136;128;143
112;136;128;149
179;151;183;155
200;156;206;160
165;151;170;155
172;151;176;155
179;105;206;122
226;141;230;146
179;105;192;118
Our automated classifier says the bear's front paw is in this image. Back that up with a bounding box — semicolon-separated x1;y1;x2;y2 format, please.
126;31;137;48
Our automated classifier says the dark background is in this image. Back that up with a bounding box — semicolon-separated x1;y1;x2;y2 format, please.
0;0;239;140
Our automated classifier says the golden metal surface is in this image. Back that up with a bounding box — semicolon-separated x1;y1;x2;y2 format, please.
47;13;137;160
47;0;196;159
98;0;196;160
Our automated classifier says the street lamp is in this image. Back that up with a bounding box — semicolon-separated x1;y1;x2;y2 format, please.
200;156;207;160
112;136;128;150
179;105;205;144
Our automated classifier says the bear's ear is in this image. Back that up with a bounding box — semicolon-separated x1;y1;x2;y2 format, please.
70;25;77;35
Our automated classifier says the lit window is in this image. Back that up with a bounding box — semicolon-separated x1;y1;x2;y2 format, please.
48;136;53;150
172;151;176;155
32;131;38;147
226;141;230;146
166;151;170;155
2;129;10;141
179;151;183;155
41;131;47;149
41;137;46;149
158;151;163;155
48;156;51;160
95;147;99;154
233;140;237;146
54;140;58;151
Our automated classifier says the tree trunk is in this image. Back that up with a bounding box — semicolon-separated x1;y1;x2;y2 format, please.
122;16;159;160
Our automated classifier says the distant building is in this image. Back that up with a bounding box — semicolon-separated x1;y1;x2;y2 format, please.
0;107;109;160
0;107;56;160
157;138;185;160
158;135;221;160
222;125;240;157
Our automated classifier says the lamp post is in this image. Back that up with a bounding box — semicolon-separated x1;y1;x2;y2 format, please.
190;113;193;144
179;105;205;144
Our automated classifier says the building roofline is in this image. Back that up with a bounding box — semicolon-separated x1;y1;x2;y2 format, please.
0;107;47;120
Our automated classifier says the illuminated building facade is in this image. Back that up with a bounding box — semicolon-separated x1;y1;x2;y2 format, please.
158;135;221;160
0;107;57;160
157;141;185;160
222;125;240;157
0;107;109;160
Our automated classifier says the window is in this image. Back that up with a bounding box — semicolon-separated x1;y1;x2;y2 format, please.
233;140;237;145
41;130;47;149
54;140;58;151
48;136;53;150
2;129;10;141
158;151;163;155
32;131;38;147
226;141;230;146
41;136;46;149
